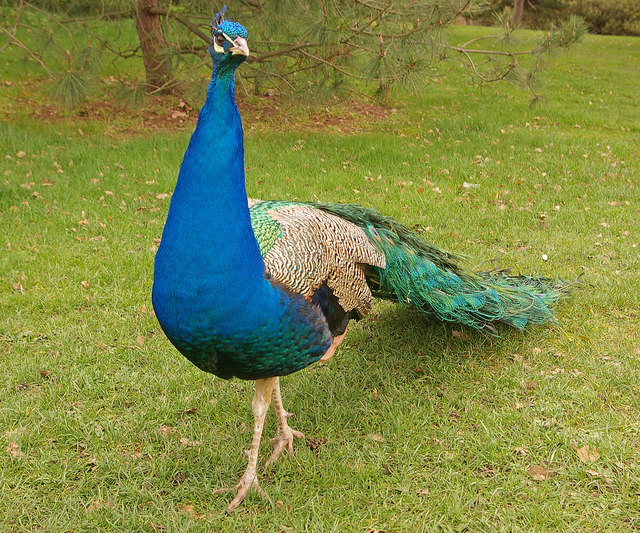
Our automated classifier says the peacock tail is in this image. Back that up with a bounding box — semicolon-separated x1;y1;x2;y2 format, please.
249;199;567;333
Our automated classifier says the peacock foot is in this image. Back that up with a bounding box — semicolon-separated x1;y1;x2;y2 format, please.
227;470;267;513
265;417;304;467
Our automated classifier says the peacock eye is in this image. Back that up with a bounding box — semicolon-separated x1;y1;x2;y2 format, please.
214;34;226;47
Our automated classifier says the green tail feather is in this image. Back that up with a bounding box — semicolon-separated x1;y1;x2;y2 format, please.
315;202;568;331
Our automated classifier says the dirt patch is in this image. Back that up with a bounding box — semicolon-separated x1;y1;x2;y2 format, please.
5;92;391;136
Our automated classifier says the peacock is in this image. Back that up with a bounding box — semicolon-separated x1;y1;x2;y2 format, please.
152;13;567;512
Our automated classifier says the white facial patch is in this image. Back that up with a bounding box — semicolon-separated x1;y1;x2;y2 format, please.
212;32;235;54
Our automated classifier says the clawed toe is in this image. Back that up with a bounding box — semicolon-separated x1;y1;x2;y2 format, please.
226;473;267;513
265;426;305;467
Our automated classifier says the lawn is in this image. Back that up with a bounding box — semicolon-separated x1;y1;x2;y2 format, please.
1;22;640;532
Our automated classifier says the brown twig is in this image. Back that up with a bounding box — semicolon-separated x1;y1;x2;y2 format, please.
0;25;55;78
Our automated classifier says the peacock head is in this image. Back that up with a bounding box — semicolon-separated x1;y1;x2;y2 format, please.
209;12;249;72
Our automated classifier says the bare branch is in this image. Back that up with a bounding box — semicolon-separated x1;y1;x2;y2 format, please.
298;49;389;82
455;0;473;18
0;25;55;78
147;6;211;44
447;45;537;57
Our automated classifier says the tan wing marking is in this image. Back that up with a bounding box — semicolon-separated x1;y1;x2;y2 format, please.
263;205;385;317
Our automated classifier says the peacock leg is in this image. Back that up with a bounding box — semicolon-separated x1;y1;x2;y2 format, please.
227;376;277;513
265;377;304;467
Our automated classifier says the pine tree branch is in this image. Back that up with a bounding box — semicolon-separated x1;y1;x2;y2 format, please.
146;7;318;65
0;25;54;78
147;6;211;43
447;45;537;57
455;0;473;17
298;49;390;82
252;41;317;63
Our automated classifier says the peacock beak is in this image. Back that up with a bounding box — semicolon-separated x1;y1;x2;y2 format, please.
229;37;249;57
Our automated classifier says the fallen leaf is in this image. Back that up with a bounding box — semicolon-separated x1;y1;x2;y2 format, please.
276;500;284;510
136;335;145;347
478;465;496;477
180;504;204;519
381;463;392;475
12;282;23;293
527;465;549;481
586;469;601;477
87;500;111;512
513;447;529;456
416;488;430;496
576;444;600;463
7;441;23;458
80;280;90;289
306;437;328;455
368;433;385;443
179;437;202;447
158;426;175;437
371;388;380;401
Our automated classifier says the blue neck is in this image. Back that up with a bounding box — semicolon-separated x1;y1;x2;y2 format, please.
154;68;265;306
152;59;333;378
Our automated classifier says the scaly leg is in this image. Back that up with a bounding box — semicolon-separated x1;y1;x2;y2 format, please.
227;376;277;513
265;377;305;467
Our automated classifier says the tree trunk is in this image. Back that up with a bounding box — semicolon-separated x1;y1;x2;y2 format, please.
513;0;525;26
135;0;173;92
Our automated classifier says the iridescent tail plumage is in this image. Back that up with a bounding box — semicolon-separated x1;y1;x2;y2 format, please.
315;202;568;332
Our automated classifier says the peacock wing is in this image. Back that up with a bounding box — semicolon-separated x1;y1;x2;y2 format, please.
249;201;385;318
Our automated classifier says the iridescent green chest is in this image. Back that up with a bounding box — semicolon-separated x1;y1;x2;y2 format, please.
249;201;290;257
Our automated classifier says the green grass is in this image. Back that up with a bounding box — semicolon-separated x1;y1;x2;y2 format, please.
2;26;640;532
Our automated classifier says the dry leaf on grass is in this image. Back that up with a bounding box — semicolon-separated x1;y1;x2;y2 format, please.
157;426;175;437
7;441;23;458
179;437;202;447
576;444;600;463
527;465;550;481
306;437;328;454
180;504;205;519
